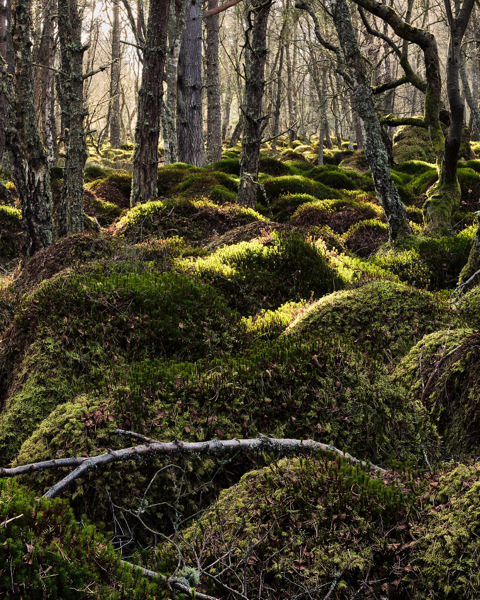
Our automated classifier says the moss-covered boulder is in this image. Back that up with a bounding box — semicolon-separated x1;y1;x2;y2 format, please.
291;198;383;233
115;198;265;242
155;455;415;600
458;284;480;328
187;232;345;313
343;220;389;257
287;281;453;360
0;479;157;599
393;125;437;163
338;151;369;172
395;328;480;456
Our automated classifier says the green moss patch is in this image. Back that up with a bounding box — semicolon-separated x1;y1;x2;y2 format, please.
174;170;238;198
393;125;437;163
259;156;295;176
83;189;123;226
395;328;480;456
343;219;389;257
263;175;342;203
338;151;369;172
271;193;319;222
115;198;265;242
291;198;382;234
157;163;200;196
287;280;453;360
0;206;22;265
211;157;241;175
458;284;480;328
187;232;345;313
306;164;374;192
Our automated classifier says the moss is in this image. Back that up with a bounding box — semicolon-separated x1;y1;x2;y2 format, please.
270;193;319;222
306;165;374;192
457;167;480;211
338;151;369;172
393;160;435;176
259;156;295;176
0;206;23;264
343;219;389;257
83;164;112;182
395;328;480;456
90;170;132;203
209;184;237;204
291;198;382;233
156;455;415;599
241;300;307;339
287;280;452;360
0;478;157;599
211;158;241;175
186;232;345;313
263;175;341;203
115;198;265;242
174;170;238;198
157;163;200;196
458;285;480;329
393;125;437;163
83;189;123;226
415;462;480;599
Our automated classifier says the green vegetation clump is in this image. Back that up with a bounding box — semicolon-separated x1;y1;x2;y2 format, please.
83;189;123;226
84;164;112;182
458;284;480;328
291;198;382;233
338;150;369;172
211;157;241;175
395;328;480;456
187;232;345;313
263;175;342;203
270;193;319;222
415;462;480;599
157;163;200;196
156;456;414;600
0;478;156;599
175;170;238;198
115;198;265;242
287;280;453;360
259;156;295;176
209;184;237;204
306;164;374;191
393;160;435;176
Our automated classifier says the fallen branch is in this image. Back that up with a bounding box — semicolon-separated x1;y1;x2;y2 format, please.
0;433;385;499
122;561;219;600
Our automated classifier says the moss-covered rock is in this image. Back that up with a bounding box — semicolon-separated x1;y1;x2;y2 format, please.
291;198;383;234
338;151;369;172
0;478;157;599
187;232;345;313
115;198;265;242
458;284;480;328
343;219;389;257
287;280;453;360
84;163;113;182
393;125;437;163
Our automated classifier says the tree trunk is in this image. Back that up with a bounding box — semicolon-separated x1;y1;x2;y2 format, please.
332;0;412;241
177;0;205;166
109;0;121;148
460;58;480;144
131;0;171;206
0;0;14;162
205;0;222;163
229;114;243;147
237;0;272;208
285;42;297;144
271;43;284;156
222;85;232;140
56;0;87;237
6;0;55;256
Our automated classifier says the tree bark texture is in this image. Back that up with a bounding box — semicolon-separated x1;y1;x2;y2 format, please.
177;0;205;166
237;0;272;208
57;0;87;237
131;0;170;206
332;0;412;240
461;58;480;139
205;0;222;163
0;0;14;161
109;0;122;148
6;0;55;256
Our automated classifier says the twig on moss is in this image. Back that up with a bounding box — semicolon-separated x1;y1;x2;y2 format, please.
0;434;385;500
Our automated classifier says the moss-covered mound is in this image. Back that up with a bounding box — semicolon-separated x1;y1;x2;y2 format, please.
270;193;319;222
263;175;342;203
83;163;113;183
115;198;265;242
259;156;295;176
393;125;436;163
0;479;156;599
394;160;436;176
306;164;374;192
459;284;480;328
457;167;480;211
0;267;241;462
291;198;382;233
156;163;200;196
373;227;475;290
187;232;345;313
156;456;414;600
83;188;123;226
395;328;480;456
344;220;389;257
415;461;480;599
204;221;293;251
211;157;241;175
174;170;238;198
338;151;369;172
287;281;453;360
0;206;22;265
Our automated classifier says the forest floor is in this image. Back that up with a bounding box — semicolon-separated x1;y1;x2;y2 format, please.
0;138;480;599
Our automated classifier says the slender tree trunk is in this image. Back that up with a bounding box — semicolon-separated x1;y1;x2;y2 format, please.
109;0;121;148
460;57;480;142
271;43;284;156
5;0;55;255
332;0;412;240
237;0;272;208
131;0;171;206
0;0;14;162
228;113;243;147
205;0;222;163
162;0;186;165
222;85;232;140
177;0;205;166
56;0;87;237
285;42;297;143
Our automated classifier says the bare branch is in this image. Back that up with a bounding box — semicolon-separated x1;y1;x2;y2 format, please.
203;0;243;17
0;434;386;500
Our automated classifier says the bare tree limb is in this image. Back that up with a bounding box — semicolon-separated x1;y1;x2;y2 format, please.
203;0;243;18
0;434;386;500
